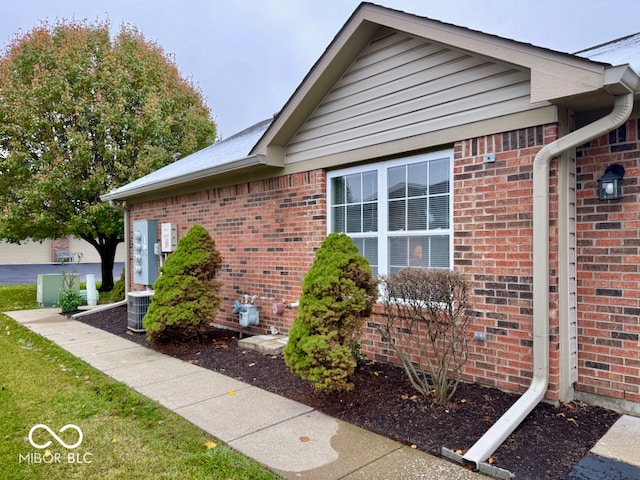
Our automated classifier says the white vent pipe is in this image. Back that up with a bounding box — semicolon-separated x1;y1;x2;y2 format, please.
462;92;634;469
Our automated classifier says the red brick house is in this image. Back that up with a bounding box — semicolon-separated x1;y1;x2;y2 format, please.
102;2;640;466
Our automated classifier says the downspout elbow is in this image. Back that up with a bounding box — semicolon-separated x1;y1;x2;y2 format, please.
108;199;126;212
534;93;634;167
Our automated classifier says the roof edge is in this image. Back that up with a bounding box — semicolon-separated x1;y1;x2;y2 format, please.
101;154;273;202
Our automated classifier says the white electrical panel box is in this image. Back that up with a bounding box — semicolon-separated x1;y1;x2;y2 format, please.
161;222;177;252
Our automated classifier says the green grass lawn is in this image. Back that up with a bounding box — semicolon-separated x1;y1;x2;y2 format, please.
0;280;123;312
0;285;39;311
0;286;281;479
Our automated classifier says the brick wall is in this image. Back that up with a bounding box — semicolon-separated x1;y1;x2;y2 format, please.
130;170;327;334
575;119;640;405
129;127;563;399
127;120;640;407
358;125;565;399
50;237;71;262
446;124;562;398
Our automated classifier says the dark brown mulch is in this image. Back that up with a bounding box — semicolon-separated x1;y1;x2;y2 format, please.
77;305;620;480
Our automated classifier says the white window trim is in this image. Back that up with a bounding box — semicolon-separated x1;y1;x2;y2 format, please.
326;149;454;276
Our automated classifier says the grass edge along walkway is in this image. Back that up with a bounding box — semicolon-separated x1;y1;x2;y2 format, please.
0;312;282;480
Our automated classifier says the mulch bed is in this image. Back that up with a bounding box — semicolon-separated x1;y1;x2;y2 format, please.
77;305;620;480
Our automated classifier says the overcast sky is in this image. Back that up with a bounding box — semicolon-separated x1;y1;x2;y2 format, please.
2;0;640;139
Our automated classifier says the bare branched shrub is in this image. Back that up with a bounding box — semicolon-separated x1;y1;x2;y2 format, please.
378;268;472;404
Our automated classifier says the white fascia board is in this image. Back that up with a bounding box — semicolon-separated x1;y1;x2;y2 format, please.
100;154;271;202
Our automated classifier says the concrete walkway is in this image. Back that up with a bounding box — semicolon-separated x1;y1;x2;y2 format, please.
6;308;640;479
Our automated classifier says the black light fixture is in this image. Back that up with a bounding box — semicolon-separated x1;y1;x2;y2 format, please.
598;164;625;201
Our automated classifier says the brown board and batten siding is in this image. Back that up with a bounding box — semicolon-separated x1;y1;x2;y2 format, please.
286;28;542;164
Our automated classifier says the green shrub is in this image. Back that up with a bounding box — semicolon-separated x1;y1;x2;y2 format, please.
143;225;222;343
284;233;377;392
58;288;84;313
58;254;82;313
111;268;126;301
101;268;125;303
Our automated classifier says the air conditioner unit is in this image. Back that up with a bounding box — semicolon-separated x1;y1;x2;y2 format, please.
127;290;154;332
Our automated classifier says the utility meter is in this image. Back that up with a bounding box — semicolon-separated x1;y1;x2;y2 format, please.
161;223;177;252
132;220;158;286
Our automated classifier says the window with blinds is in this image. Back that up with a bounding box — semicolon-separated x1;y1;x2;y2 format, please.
328;150;453;275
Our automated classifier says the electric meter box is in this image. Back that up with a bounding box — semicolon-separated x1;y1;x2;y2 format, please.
161;222;177;252
133;219;158;286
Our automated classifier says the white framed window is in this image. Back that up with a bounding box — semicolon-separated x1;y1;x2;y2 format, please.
327;149;453;276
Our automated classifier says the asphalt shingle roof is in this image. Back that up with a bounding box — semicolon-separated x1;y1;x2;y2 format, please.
575;32;640;74
102;118;272;200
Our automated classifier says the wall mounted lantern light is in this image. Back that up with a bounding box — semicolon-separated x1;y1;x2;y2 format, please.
598;164;625;201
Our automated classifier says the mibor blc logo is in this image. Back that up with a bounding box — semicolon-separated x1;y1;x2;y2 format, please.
29;424;83;449
19;424;92;465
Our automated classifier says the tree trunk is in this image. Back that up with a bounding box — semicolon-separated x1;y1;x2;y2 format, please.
83;234;122;292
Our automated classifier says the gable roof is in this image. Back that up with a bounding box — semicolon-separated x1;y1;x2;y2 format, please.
252;3;638;158
102;2;640;203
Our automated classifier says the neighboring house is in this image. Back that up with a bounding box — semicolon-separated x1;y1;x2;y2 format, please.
0;236;126;264
102;0;640;426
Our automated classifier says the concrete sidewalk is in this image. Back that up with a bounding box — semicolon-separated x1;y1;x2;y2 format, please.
6;308;640;479
6;308;481;480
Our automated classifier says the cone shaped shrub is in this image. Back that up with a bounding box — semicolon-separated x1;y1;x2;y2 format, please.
143;225;222;342
284;233;377;392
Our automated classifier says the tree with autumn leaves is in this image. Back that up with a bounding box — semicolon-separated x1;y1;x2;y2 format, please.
0;20;216;290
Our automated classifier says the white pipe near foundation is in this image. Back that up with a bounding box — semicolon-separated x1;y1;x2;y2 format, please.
86;274;97;306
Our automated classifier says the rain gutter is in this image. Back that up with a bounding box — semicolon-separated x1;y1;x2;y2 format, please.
108;200;130;294
100;154;271;202
459;90;635;471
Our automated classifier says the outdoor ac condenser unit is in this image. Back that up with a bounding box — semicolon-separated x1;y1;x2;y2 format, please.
127;290;154;332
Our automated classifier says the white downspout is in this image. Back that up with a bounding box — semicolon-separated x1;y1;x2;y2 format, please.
461;92;634;470
108;200;130;295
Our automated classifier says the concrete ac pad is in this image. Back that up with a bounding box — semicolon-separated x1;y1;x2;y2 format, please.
238;334;289;355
